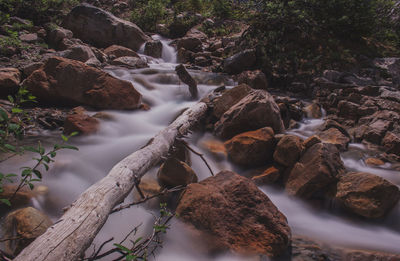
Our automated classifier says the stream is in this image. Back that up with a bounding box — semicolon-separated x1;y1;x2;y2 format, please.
1;37;400;260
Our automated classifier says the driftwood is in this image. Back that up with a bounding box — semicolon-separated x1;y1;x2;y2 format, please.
14;102;208;261
175;64;198;99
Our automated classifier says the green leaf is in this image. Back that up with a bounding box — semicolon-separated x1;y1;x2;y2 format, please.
11;108;23;114
57;144;78;151
43;163;49;171
50;151;57;158
8;123;20;132
70;131;79;137
113;244;131;253
0;198;11;206
23;146;40;153
39;144;45;155
126;255;137;261
0;108;9;121
7;95;14;103
21;168;32;177
28;182;34;190
4;144;16;152
33;169;42;179
61;134;68;142
42;155;50;163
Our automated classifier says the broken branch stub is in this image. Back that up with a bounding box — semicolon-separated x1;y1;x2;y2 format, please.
175;64;198;99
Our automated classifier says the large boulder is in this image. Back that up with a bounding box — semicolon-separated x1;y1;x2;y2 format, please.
237;70;268;90
273;135;304;168
336;172;400;218
0;67;21;97
3;207;52;256
58;44;97;63
215;90;285;139
24;56;142;109
225;127;276;167
177;37;202;53
103;45;139;58
223;49;256;75
144;40;163;58
212;84;252;118
176;171;291;257
110;56;148;69
62;4;150;51
382;132;400;154
285;143;346;199
317;128;351;151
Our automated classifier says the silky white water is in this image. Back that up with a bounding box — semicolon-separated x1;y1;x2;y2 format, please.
1;38;400;259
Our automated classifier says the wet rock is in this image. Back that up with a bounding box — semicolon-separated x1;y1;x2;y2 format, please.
273;135;304;168
251;166;281;185
318;128;351;151
223;49;256;75
362;119;391;144
304;102;322;118
176;170;291;257
382;132;400;155
144;40;163;58
212;84;252;118
3;207;53;256
336;172;400;218
364;158;385;166
24;56;142;109
63;108;100;135
157;158;198;188
155;24;169;37
0;67;21;97
338;100;359;120
177;37;202;53
104;45;139;59
63;3;150;51
110;56;148;69
199;139;227;160
285;143;346;199
225;127;276;167
237;70;268;90
0;185;44;208
22;62;44;77
215;90;285;139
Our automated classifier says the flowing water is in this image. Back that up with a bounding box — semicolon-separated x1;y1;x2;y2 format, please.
1;37;400;260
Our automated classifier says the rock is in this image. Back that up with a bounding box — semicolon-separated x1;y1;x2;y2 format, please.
237;70;268;90
59;44;98;63
3;207;53;256
177;37;203;53
63;108;100;135
223;49;256;75
155;24;169;36
212;84;252;118
0;67;21;97
318;128;351;151
110;56;148;69
273;135;304;168
48;27;74;50
157;158;198;188
103;45;139;58
144;40;163;58
199;139;227;160
215;90;285;139
19;33;39;43
251;166;281;185
22;62;44;77
336;172;400;218
185;28;207;41
176;170;291;257
362;119;391;144
304;135;322;149
285;143;346;199
365;158;385;166
338;100;359;120
0;185;35;208
24;56;142;109
382;132;400;154
304;102;322;118
62;3;150;51
225;127;276;167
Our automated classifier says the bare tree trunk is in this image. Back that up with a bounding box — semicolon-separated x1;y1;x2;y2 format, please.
175;64;198;99
14;102;208;261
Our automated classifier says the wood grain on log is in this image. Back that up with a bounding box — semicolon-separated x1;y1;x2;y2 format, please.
14;102;208;261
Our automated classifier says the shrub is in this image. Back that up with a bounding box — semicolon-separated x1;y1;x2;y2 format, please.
131;0;170;31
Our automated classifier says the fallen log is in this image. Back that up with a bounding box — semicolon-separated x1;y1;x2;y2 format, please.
14;102;208;261
175;64;198;99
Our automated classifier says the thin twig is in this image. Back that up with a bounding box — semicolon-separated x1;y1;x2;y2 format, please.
86;237;114;261
181;141;214;176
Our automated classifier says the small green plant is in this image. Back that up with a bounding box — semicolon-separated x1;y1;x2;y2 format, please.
131;0;170;31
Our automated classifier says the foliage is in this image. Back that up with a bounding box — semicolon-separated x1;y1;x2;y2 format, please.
243;0;399;81
212;0;232;19
131;0;171;31
0;87;78;207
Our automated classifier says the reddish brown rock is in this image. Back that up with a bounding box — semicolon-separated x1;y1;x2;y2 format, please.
0;67;21;97
176;171;291;257
225;127;276;166
212;84;252;118
336;172;400;218
110;56;148;69
200;139;227;160
144;40;163;58
382;132;400;155
304;135;321;149
237;70;268;90
364;158;385;166
215;90;285;139
318;128;351;151
104;45;139;58
273;135;304;168
304;102;322;118
251;166;281;185
285;143;346;199
177;37;202;53
24;56;142;109
3;207;53;255
157;158;198;188
63;109;99;135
